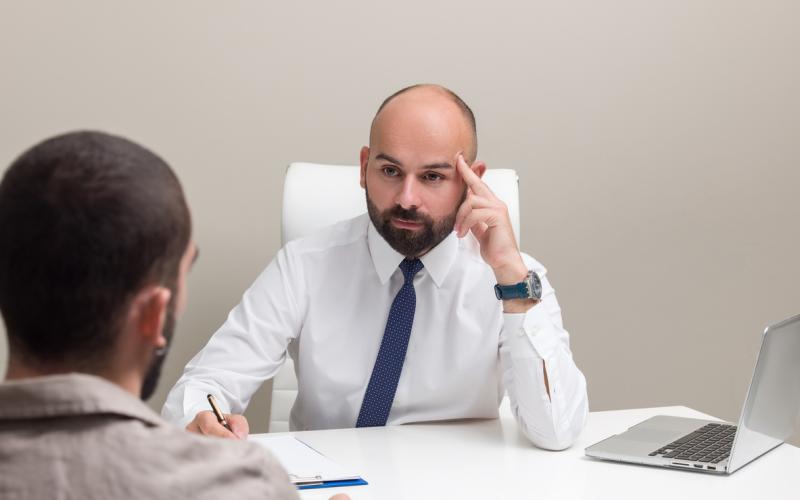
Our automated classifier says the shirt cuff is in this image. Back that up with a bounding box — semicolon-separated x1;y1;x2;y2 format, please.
503;303;561;360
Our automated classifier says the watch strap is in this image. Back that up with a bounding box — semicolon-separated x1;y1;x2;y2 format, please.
494;271;542;301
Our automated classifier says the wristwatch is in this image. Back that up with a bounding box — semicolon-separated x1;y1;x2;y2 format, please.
494;270;542;301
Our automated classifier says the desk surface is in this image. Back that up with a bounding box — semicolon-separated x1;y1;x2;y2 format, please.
263;401;798;500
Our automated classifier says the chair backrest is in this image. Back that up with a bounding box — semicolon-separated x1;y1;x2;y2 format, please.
269;162;520;431
282;162;520;245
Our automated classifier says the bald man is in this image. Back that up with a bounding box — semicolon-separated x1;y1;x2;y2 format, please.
163;85;588;450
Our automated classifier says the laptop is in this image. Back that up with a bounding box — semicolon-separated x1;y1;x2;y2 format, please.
585;313;800;474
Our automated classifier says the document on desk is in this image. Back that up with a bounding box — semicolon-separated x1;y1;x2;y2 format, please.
249;434;367;490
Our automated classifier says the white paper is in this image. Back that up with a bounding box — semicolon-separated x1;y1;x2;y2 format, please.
249;434;360;484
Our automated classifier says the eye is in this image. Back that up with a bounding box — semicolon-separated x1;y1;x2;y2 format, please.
382;166;400;177
422;172;444;182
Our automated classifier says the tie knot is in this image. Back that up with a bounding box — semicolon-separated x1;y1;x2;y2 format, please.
399;258;424;283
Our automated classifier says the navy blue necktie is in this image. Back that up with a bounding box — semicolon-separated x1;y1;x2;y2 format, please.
356;258;424;427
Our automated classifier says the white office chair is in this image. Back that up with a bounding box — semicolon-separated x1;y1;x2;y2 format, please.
269;162;520;432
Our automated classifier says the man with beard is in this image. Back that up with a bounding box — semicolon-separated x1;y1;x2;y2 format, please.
0;131;305;500
164;84;589;450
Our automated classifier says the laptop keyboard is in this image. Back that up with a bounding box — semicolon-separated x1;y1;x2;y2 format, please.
649;423;736;463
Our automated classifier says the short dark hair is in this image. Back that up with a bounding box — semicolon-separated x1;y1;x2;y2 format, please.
0;131;191;369
372;84;478;160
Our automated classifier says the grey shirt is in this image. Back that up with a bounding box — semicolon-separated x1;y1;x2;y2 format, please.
0;373;299;500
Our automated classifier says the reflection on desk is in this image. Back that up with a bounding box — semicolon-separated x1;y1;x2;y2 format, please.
268;400;798;500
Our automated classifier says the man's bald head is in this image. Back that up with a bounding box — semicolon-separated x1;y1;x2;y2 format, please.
369;84;478;162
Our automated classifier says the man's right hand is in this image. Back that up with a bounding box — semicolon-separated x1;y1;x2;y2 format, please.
186;410;250;439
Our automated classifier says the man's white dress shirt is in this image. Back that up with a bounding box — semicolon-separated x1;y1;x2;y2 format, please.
163;214;588;449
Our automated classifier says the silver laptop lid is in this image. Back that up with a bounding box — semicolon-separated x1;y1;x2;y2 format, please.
728;313;800;472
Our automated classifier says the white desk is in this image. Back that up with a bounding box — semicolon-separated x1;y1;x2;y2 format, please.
262;402;799;500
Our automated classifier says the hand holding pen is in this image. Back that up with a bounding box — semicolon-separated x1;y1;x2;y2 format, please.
184;394;250;439
198;396;352;500
207;394;233;432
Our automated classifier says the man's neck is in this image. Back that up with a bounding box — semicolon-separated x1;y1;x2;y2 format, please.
5;357;69;380
5;357;142;397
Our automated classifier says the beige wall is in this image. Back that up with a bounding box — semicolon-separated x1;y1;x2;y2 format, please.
1;1;798;444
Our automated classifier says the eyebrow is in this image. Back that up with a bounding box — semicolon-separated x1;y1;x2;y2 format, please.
375;153;403;165
421;162;453;170
375;153;453;170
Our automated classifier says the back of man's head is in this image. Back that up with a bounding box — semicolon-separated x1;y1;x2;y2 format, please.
0;131;191;372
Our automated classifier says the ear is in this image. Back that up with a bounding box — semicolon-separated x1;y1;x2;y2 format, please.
131;286;172;348
471;160;487;179
359;146;370;189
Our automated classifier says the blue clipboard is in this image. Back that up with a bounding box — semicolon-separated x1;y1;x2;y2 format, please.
297;478;369;490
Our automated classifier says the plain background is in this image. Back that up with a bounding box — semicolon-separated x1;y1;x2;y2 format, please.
1;1;798;446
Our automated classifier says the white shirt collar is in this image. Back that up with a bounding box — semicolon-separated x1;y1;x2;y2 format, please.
367;219;459;288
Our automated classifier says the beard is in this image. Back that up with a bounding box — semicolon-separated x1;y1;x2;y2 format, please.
365;186;465;258
140;304;176;401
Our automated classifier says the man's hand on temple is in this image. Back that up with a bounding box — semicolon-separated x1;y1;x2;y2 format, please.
186;410;250;440
454;154;533;313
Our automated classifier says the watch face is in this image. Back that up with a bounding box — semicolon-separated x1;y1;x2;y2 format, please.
530;272;543;299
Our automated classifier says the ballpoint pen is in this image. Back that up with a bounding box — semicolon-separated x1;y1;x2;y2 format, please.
206;393;233;433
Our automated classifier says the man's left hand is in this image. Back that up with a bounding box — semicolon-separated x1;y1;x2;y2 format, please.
454;154;534;313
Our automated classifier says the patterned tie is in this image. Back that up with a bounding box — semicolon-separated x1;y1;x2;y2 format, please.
356;258;424;427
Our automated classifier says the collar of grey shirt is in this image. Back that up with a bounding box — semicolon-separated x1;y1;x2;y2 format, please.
0;372;163;427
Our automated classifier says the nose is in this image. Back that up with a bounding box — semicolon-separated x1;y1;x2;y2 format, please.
395;175;422;210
